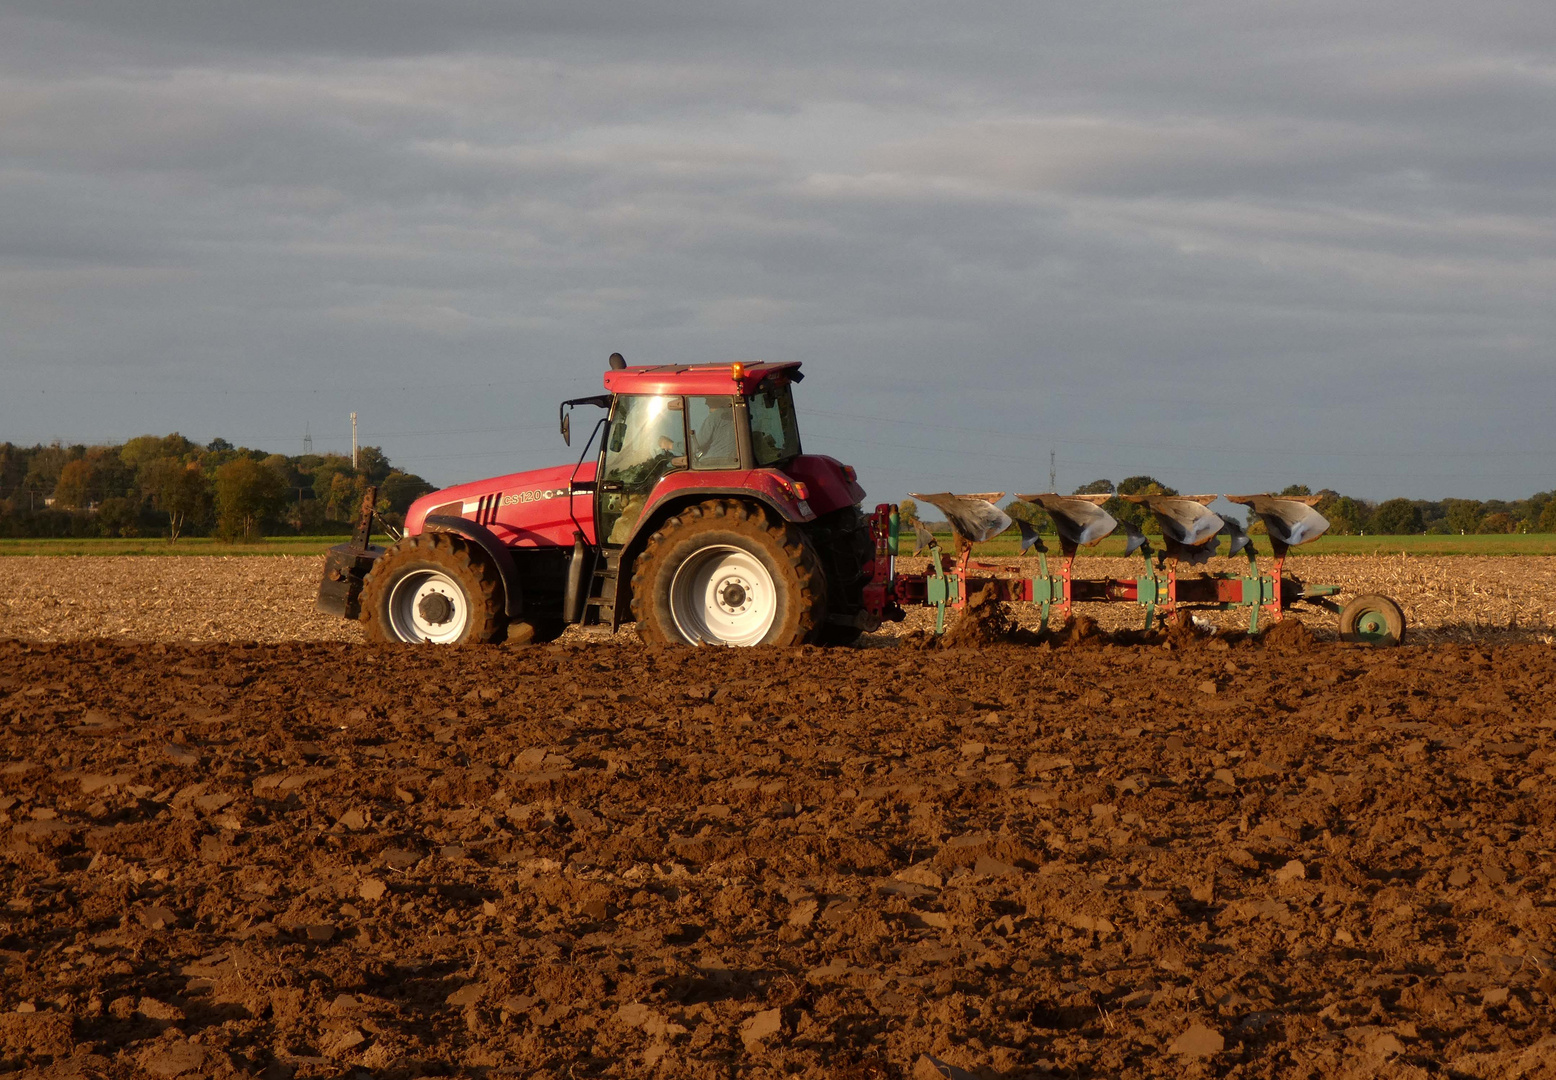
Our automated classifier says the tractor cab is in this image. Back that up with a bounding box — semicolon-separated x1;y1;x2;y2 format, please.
561;361;808;547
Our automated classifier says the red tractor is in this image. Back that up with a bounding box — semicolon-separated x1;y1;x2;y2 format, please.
317;355;876;646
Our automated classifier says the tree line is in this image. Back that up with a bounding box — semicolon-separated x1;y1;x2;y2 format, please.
899;476;1556;535
0;435;435;541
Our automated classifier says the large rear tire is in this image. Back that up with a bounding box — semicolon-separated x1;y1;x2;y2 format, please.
360;532;506;644
811;505;873;646
632;499;825;647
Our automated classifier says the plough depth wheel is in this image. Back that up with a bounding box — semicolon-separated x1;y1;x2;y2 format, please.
1338;593;1407;647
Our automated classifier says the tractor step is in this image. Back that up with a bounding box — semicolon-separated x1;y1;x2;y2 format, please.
583;552;623;624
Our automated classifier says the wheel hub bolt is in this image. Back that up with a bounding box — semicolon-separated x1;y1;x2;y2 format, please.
719;582;748;609
418;593;454;624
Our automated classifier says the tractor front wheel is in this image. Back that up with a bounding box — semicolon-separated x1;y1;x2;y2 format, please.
360;532;506;644
632;499;825;647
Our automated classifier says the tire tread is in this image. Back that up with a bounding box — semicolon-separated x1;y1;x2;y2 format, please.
631;499;824;646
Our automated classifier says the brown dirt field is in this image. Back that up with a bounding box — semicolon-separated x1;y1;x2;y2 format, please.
0;558;359;644
1;554;1554;646
3;636;1555;1078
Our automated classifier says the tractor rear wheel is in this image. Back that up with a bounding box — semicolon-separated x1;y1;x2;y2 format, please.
1338;593;1406;647
360;532;506;644
811;505;874;646
632;499;825;647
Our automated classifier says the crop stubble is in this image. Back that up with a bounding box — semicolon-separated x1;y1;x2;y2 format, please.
1;554;1554;645
1;632;1555;1078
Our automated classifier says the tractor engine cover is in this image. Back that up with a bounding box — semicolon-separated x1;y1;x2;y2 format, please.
405;462;599;549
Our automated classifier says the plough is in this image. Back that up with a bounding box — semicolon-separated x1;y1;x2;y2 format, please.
316;355;1407;649
861;492;1407;645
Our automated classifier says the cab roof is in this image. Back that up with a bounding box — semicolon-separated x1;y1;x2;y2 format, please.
602;361;802;397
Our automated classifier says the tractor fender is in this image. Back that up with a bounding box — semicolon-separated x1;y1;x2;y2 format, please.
613;489;803;628
421;515;524;618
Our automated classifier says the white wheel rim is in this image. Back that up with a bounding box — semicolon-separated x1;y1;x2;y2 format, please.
668;545;777;646
386;569;470;644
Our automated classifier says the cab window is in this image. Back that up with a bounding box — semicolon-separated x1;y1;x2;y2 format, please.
749;381;801;465
686;396;741;470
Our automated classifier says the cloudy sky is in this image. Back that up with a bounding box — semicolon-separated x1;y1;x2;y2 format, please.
3;0;1553;504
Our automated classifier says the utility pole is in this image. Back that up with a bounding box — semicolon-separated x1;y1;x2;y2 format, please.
351;413;358;470
1049;450;1057;493
303;423;313;456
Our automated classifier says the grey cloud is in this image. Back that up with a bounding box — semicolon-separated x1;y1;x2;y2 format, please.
1;1;1553;499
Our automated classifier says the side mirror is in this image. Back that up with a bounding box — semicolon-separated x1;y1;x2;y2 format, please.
558;394;612;447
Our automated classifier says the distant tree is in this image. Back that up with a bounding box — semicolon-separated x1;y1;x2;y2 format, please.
1279;483;1312;496
1478;512;1515;534
261;453;302;496
120;435;168;470
1443;499;1485;535
1073;479;1115;496
1105;476;1177;534
97;497;141;538
1117;476;1178;497
355;445;393;484
89;447;136;500
0;443;27;497
0;436;438;539
1326;496;1369;536
311;457;353;510
139;458;211;541
1524;491;1553;531
53;459;97;509
23;444;70;496
1003;499;1050;532
1539;501;1556;533
325;471;367;522
294;496;330;533
215;458;286;540
897;499;919;526
1371;498;1424;535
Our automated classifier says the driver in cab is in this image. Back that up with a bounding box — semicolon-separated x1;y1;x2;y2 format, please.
692;397;738;468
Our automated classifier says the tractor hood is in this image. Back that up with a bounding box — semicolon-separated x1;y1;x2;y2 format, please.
404;462;596;546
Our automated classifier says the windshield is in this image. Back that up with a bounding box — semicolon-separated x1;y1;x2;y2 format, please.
604;394;685;471
749;381;801;465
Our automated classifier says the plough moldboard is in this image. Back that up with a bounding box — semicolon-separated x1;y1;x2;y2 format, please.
860;492;1408;645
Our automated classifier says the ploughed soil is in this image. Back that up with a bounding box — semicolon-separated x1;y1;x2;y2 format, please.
2;634;1555;1079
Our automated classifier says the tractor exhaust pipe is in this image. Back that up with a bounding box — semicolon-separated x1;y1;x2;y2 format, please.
563;531;588;624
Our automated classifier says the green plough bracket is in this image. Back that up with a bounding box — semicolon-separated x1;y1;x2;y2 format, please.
923;543;957;634
1027;561;1061;631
